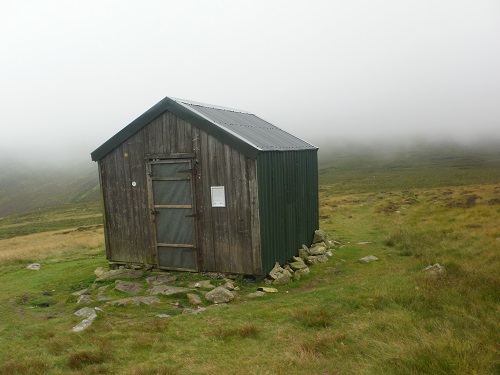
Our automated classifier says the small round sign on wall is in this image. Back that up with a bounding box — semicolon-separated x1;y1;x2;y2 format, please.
132;181;137;187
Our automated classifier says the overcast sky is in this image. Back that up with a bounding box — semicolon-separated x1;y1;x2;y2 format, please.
1;0;499;164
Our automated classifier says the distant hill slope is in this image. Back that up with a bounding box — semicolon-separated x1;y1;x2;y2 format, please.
0;161;100;217
318;142;500;194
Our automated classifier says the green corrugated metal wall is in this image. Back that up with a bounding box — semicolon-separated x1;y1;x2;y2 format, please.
257;150;319;276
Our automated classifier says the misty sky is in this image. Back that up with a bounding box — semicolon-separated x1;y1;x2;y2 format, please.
1;0;499;164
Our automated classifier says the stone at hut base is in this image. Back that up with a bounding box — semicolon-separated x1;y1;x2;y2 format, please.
309;246;326;256
269;262;284;280
316;254;329;263
273;270;291;286
299;245;310;259
306;256;320;265
295;267;310;277
313;229;329;244
289;260;308;271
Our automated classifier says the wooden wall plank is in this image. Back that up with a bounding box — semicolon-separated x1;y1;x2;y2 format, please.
197;129;215;270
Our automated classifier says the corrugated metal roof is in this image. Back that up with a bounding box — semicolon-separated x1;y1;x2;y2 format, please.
91;96;317;161
174;98;316;151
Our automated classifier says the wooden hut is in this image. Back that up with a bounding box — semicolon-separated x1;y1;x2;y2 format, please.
91;96;318;276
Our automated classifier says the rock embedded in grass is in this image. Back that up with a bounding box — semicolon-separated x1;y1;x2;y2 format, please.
246;291;266;298
423;263;444;275
72;307;99;332
76;295;94;304
182;307;206;315
146;285;192;295
146;274;177;286
95;269;143;281
108;296;160;306
187;293;203;306
74;307;97;319
359;255;379;263
114;280;143;294
94;267;106;277
205;286;234;304
257;287;278;293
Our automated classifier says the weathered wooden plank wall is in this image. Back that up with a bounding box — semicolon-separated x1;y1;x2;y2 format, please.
99;111;260;274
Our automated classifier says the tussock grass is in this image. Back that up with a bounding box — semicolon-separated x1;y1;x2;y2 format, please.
67;349;111;370
209;323;261;340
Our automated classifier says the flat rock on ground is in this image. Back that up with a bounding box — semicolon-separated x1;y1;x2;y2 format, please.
77;295;94;304
146;275;177;286
72;307;98;332
247;291;266;298
96;269;143;281
205;286;234;304
182;307;206;315
115;280;143;294
108;296;160;306
146;285;192;295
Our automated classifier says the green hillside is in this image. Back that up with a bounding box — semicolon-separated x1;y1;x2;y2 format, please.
0;161;100;218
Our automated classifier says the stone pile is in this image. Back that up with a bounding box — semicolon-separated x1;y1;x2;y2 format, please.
267;229;337;285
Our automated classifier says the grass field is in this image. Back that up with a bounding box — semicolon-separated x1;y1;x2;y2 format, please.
0;146;499;374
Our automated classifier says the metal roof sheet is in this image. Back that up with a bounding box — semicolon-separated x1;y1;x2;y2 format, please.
175;99;316;151
91;96;317;161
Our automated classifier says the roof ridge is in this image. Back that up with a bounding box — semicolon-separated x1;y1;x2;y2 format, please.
170;97;252;114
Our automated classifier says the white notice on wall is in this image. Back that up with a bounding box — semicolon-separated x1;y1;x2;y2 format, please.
211;186;226;207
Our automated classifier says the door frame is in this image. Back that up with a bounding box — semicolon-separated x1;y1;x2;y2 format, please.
146;155;199;271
